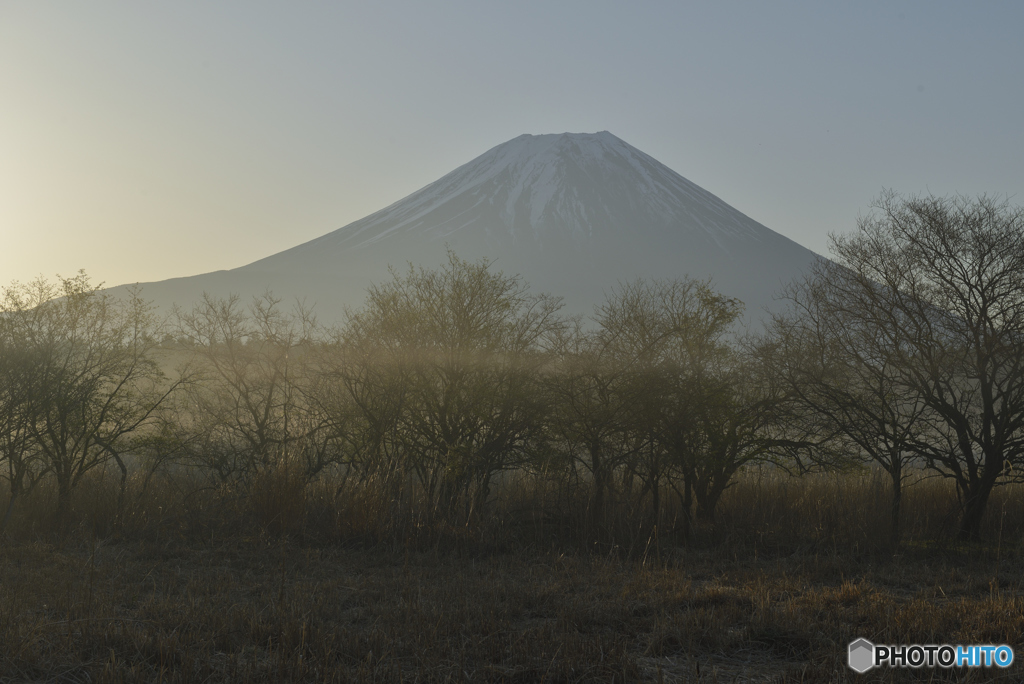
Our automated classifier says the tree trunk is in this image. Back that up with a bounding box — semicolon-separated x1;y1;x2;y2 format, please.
436;475;462;523
113;452;129;528
0;466;25;535
670;469;694;541
473;472;492;522
888;465;902;551
956;447;1005;542
650;475;660;529
694;478;722;523
589;444;605;534
0;490;17;536
591;471;606;536
696;503;716;523
959;477;996;542
56;476;73;526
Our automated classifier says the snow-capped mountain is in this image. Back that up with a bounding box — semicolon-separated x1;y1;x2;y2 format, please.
111;132;820;323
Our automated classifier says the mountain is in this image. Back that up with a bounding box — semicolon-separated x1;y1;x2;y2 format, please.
110;132;820;324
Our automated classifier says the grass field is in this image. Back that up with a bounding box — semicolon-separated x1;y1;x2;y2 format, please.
1;470;1022;682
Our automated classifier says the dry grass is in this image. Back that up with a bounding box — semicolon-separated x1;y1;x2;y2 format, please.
1;468;1022;682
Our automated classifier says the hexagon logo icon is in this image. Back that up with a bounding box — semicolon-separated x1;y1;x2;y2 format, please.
848;638;875;673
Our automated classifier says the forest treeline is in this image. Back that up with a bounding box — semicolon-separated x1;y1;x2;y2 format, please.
2;193;1023;546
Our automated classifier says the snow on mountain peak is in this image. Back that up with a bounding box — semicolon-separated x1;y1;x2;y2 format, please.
301;131;778;257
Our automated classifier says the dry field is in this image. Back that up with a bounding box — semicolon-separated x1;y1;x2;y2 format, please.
1;472;1022;683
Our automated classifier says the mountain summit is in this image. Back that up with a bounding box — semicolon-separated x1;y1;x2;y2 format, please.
114;132;819;321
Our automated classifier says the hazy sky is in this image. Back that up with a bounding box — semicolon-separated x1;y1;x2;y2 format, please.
2;2;1022;289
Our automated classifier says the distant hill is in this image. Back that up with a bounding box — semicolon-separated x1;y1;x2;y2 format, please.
107;132;820;324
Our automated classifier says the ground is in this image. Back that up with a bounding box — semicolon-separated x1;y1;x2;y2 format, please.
2;536;1021;683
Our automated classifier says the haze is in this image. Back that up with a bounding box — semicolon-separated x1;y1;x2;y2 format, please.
2;1;1022;289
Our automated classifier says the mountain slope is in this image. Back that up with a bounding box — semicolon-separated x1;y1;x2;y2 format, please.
110;132;820;323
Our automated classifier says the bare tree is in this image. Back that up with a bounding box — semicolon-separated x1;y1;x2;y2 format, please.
0;279;52;530
818;192;1024;540
593;278;745;528
768;261;931;548
1;273;179;521
339;250;563;520
174;293;328;485
543;320;638;533
315;335;409;495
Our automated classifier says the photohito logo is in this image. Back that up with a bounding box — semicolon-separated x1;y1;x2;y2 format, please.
849;638;1014;672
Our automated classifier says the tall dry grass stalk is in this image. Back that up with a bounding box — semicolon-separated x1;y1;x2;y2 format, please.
2;463;1021;560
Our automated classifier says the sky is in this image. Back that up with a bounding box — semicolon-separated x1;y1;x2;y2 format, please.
2;1;1022;290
